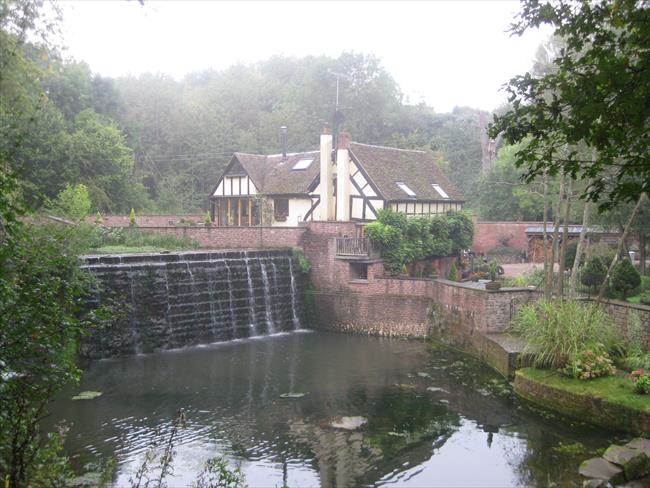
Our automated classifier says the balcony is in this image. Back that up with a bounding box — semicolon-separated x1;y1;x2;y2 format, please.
335;237;380;261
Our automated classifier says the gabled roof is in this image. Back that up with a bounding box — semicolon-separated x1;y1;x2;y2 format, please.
216;141;464;202
230;151;319;195
349;142;464;202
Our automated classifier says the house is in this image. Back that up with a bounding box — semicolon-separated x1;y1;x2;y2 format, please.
209;129;464;226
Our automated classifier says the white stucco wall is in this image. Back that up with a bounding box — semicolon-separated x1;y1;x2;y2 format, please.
272;198;312;227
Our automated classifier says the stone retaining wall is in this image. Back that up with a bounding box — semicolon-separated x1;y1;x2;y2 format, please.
598;299;650;350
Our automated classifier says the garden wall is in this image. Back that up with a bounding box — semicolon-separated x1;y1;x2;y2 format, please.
473;221;538;254
121;225;306;249
596;299;650;350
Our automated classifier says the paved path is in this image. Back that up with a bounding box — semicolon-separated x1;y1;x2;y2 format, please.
501;262;557;277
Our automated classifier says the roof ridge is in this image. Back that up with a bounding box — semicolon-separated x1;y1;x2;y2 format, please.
351;141;426;154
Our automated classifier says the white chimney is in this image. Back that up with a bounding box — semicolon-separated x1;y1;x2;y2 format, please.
336;132;351;222
319;126;334;220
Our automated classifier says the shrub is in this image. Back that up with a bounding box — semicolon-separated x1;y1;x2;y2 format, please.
641;290;650;305
580;257;607;293
129;208;136;227
448;261;459;281
488;259;499;281
627;370;650;395
564;240;581;269
611;258;641;298
292;248;311;274
203;211;211;226
562;349;615;380
365;208;474;276
509;299;620;369
95;211;102;224
47;183;92;222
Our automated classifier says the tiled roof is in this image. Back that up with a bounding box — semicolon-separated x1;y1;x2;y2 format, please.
349;142;464;202
232;151;319;195
224;142;464;202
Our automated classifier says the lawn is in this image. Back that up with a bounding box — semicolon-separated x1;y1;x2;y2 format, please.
92;245;173;254
517;367;650;413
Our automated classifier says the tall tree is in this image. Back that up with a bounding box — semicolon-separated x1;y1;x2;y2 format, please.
491;0;650;210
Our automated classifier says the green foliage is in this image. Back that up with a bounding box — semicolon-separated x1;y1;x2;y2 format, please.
627;370;650;395
491;0;650;209
564;240;579;270
365;209;474;276
95;211;102;224
447;261;459;281
203;211;211;226
580;257;607;293
509;299;619;369
292;248;311;275
129;208;136;227
192;457;247;488
0;222;99;486
47;183;91;222
611;258;641;299
488;259;499;281
640;290;650;306
476;143;547;221
562;349;615;381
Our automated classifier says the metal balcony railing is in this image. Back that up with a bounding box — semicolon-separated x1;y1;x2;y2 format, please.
335;237;380;260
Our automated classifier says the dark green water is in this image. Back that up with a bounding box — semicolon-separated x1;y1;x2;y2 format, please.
50;331;621;487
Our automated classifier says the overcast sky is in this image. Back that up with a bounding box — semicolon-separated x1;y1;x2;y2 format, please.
58;1;550;113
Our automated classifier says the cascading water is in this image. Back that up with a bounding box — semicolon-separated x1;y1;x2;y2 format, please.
81;250;303;358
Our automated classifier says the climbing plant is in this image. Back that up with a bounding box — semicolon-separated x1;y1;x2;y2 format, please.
365;209;474;276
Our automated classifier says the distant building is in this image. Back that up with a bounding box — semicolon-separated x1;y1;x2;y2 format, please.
209;129;464;226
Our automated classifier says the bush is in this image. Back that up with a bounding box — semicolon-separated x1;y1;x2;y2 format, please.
448;261;459;281
562;349;615;380
640;290;650;306
611;258;641;298
365;208;474;276
47;183;92;222
564;240;580;269
627;370;650;395
509;299;620;369
580;257;607;293
129;208;136;227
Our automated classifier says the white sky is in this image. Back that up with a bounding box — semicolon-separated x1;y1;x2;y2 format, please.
58;0;550;113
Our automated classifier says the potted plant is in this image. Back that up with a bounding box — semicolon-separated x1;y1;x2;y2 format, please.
485;259;501;290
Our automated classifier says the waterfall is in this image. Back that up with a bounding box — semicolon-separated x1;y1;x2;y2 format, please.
80;250;303;358
260;259;275;334
288;257;300;329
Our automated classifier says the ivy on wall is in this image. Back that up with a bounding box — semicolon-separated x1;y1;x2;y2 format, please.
365;209;474;276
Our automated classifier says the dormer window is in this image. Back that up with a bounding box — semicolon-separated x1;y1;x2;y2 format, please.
396;181;416;197
292;158;313;171
432;183;450;199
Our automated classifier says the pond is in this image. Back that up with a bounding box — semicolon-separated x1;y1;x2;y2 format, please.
50;331;620;487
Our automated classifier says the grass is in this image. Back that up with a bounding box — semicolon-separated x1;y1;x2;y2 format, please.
518;367;650;413
628;295;641;304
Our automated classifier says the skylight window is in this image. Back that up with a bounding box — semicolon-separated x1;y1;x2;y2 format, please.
432;183;450;199
396;181;416;197
292;158;313;170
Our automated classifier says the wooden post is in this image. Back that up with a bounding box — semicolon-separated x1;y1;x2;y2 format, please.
227;199;231;226
248;199;252;227
237;199;242;227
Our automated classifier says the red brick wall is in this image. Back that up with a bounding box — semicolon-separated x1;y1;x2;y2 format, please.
473;221;540;253
128;226;305;249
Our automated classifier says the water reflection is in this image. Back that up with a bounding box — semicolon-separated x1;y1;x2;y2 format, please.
48;332;616;487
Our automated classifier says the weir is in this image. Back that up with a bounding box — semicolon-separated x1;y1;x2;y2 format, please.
81;249;302;358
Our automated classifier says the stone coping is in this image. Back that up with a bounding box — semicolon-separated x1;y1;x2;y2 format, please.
80;248;294;265
514;369;650;434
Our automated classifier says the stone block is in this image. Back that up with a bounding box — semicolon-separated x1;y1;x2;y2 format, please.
627;439;650;460
603;445;650;480
579;457;625;485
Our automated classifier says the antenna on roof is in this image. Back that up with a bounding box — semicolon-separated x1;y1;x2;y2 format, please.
280;126;288;160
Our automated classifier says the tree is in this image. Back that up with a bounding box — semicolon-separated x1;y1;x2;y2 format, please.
47;183;91;222
580;257;607;294
610;258;641;299
491;0;650;210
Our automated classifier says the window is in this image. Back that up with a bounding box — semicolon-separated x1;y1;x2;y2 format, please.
292;158;313;170
396;181;416;197
274;198;289;222
350;262;368;281
432;183;450;199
